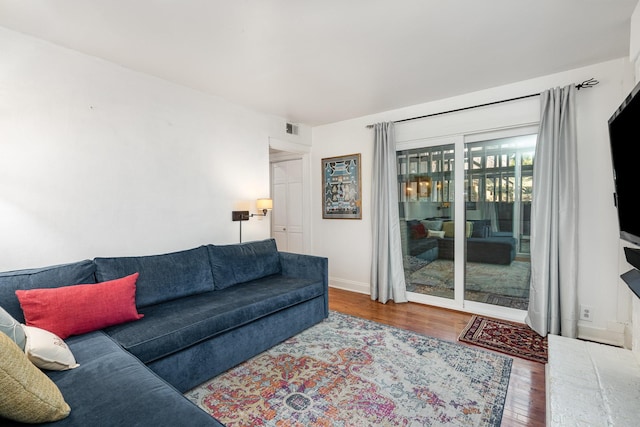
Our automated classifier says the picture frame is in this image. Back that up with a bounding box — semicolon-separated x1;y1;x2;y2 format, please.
322;153;362;219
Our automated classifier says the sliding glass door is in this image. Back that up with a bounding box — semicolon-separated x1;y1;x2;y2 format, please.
398;128;535;317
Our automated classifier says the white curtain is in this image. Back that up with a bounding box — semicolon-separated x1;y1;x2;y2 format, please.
371;122;407;303
478;201;499;233
526;85;578;338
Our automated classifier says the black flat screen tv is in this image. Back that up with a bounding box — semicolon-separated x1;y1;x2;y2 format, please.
608;79;640;249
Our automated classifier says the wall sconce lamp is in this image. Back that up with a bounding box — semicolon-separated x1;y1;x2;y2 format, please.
251;198;273;217
231;199;272;243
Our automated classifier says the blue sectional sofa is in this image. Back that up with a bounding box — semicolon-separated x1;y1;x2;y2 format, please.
0;239;328;426
407;219;517;265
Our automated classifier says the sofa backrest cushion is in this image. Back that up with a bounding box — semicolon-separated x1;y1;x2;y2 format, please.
94;246;214;308
421;219;444;232
470;219;492;238
0;260;97;323
207;238;281;290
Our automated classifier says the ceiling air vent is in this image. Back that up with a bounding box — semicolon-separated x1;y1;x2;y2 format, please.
286;122;299;135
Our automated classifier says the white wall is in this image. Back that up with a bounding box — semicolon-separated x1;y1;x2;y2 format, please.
312;58;635;345
0;26;310;271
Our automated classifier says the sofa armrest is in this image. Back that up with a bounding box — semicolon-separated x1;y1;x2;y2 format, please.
279;252;329;316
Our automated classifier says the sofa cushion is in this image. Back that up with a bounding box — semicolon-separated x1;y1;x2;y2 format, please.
16;273;143;339
94;246;214;308
207;239;281;290
0;331;71;424
407;235;438;258
10;331;222;427
0;260;96;323
468;236;516;265
104;274;323;364
437;236;516;265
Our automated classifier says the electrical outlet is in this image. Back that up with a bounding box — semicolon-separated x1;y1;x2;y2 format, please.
580;305;593;322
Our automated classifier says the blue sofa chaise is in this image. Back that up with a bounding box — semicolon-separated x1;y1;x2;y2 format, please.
0;238;329;426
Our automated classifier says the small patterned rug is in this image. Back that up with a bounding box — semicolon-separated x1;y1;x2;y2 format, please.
459;315;548;363
186;311;512;426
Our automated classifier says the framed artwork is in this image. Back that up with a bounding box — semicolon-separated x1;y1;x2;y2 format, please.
322;153;361;219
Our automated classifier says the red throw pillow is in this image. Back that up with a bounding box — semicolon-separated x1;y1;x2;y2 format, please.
410;223;427;239
15;273;143;339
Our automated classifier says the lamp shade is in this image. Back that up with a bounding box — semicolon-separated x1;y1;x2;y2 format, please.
256;198;273;211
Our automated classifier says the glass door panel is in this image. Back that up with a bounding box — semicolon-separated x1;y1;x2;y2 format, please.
398;143;455;301
463;134;535;310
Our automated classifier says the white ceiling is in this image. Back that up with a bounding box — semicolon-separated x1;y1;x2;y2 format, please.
0;0;638;126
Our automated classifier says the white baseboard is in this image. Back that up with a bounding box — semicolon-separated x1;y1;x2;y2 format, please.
329;277;369;295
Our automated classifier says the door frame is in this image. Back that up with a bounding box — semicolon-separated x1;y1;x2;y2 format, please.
268;137;312;254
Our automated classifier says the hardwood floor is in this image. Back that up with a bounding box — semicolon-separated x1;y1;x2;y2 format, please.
328;287;546;427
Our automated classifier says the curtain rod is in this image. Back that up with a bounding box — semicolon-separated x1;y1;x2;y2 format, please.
366;78;599;128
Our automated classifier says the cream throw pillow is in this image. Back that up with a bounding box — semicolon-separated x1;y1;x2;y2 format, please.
427;229;445;238
23;325;80;371
0;331;71;423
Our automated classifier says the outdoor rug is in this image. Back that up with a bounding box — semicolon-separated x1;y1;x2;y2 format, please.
408;259;530;298
459;315;548;363
186;311;512;427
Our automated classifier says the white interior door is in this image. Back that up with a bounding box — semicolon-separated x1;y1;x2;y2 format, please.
272;159;304;253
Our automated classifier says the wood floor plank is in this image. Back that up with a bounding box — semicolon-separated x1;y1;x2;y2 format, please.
328;287;546;427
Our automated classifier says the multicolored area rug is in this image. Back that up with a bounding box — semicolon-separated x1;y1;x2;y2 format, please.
459;315;548;363
186;312;512;426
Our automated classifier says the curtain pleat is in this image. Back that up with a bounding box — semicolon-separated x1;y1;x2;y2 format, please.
526;85;578;337
371;122;407;303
